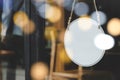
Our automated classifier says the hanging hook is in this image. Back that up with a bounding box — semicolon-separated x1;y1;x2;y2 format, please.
67;0;76;30
93;0;101;29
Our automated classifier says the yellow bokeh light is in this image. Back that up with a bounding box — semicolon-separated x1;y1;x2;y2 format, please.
46;6;62;23
22;20;35;34
13;11;29;28
22;20;35;35
30;62;49;80
78;17;92;31
107;18;120;36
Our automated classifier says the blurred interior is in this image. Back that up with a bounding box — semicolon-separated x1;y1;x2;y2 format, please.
0;0;120;80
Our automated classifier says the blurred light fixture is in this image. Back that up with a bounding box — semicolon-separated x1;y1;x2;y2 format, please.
74;2;89;16
30;62;49;80
94;33;115;50
46;6;62;23
107;18;120;36
22;20;35;35
37;3;48;19
55;0;74;11
13;11;29;28
63;0;74;10
38;3;62;23
91;11;107;25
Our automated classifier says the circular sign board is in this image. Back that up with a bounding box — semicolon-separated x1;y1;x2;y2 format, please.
64;17;105;67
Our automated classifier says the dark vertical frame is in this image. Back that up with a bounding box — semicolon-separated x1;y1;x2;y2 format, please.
24;0;45;80
24;0;31;80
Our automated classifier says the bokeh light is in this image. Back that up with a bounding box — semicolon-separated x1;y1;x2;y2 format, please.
37;2;47;19
13;11;29;28
91;11;107;25
22;20;35;35
64;18;105;67
30;62;49;80
46;6;62;23
63;0;74;11
55;0;74;11
38;3;62;23
78;17;93;31
32;0;45;8
94;33;115;50
74;2;89;16
107;18;120;36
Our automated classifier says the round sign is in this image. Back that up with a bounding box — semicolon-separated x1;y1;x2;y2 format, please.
64;17;105;67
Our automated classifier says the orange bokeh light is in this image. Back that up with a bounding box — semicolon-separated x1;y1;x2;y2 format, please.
46;6;62;23
107;18;120;36
30;62;49;80
13;11;29;28
22;20;35;35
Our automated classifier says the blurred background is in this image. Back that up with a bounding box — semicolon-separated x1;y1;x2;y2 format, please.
0;0;120;80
